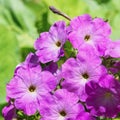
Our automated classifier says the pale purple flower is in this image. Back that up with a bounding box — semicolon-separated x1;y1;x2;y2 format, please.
86;75;120;118
68;14;111;56
39;89;84;120
2;103;16;120
61;57;107;101
7;64;57;115
105;40;120;58
34;21;67;63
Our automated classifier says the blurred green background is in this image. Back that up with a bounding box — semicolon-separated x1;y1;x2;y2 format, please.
0;0;120;119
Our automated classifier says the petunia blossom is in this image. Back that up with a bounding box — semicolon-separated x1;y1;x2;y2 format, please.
68;14;111;56
39;89;85;120
86;74;120;118
61;57;107;101
7;63;57;115
105;40;120;58
24;52;40;67
34;21;67;63
2;103;16;120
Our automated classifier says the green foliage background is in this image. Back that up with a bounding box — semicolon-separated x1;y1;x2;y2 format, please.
0;0;120;119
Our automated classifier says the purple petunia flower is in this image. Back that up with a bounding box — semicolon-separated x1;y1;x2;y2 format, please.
105;40;120;58
7;63;57;115
68;14;111;56
39;89;85;120
2;103;16;120
86;74;120;118
61;56;106;101
34;21;67;63
24;52;40;67
14;52;40;72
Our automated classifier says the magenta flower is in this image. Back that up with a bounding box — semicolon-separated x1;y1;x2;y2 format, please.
61;57;106;101
2;103;16;120
39;89;84;120
14;52;40;72
68;14;111;56
24;52;40;67
105;40;120;58
86;75;120;118
34;21;67;63
7;64;57;115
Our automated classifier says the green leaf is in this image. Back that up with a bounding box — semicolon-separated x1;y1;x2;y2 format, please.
0;5;13;26
0;24;20;104
94;0;111;4
0;0;38;48
1;0;36;31
23;0;51;33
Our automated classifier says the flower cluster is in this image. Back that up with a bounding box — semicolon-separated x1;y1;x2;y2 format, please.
2;14;120;120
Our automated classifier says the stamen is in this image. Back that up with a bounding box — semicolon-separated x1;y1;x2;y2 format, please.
56;41;61;47
60;110;67;116
29;85;36;92
104;92;112;99
82;73;89;79
84;35;90;41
